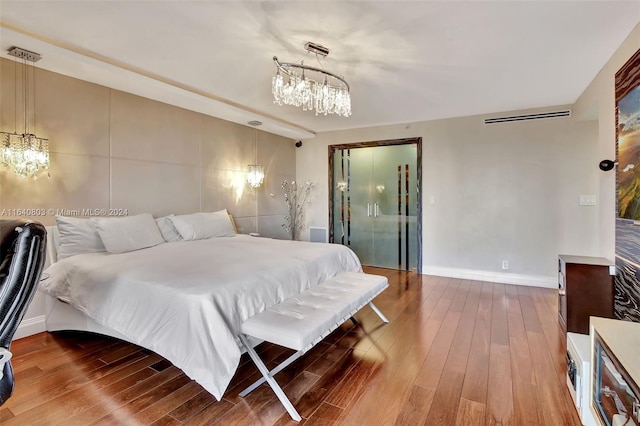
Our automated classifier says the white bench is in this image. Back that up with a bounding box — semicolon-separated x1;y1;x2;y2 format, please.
238;271;390;421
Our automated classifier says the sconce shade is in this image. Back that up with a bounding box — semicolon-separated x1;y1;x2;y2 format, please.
599;159;616;171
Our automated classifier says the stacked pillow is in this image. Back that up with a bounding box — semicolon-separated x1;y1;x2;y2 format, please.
55;215;107;259
93;213;165;254
166;210;236;241
55;209;236;259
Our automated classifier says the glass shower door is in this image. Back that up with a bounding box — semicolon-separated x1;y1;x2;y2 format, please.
332;143;418;271
333;147;374;265
371;144;418;270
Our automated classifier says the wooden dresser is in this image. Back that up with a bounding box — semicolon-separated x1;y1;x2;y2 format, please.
558;255;615;334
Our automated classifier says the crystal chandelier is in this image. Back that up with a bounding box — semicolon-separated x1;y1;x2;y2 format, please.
272;42;351;117
247;164;264;188
247;121;264;188
0;47;50;179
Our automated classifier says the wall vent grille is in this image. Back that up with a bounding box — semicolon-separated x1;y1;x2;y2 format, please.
484;109;571;124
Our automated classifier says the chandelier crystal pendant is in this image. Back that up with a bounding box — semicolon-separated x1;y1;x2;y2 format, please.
247;164;264;188
272;42;351;117
0;47;50;179
247;120;264;188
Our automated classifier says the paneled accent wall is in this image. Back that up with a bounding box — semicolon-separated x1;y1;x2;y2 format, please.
0;58;295;239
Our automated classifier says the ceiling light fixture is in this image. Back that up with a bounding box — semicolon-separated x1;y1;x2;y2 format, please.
247;120;264;188
272;42;351;117
1;47;50;179
247;164;264;188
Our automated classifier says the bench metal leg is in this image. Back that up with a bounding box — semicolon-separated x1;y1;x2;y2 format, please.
369;302;389;323
238;334;302;422
239;348;304;397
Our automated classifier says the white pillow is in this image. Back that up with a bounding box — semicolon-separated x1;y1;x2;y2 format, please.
168;209;236;241
93;213;165;254
55;216;106;259
156;215;182;242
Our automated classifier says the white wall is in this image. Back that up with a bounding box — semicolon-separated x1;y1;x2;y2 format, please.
297;23;640;285
297;107;600;287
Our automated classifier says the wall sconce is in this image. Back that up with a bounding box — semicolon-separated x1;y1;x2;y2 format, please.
376;184;385;193
336;180;347;192
247;164;264;188
599;159;617;171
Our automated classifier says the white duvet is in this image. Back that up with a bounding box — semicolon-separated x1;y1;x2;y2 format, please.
39;235;362;399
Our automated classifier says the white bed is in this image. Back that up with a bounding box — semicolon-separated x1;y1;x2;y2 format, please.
39;230;362;400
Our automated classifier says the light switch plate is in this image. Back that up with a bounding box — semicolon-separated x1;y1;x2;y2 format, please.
579;195;596;206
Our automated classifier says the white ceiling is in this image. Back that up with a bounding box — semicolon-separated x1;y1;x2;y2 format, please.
1;1;639;140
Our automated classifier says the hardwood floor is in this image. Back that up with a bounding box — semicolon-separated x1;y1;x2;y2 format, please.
0;268;581;425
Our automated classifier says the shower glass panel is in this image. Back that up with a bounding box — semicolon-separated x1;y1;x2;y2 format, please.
332;143;417;270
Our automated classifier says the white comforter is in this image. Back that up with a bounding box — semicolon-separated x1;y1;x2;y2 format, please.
39;235;362;399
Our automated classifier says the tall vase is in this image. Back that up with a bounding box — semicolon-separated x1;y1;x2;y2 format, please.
290;217;298;240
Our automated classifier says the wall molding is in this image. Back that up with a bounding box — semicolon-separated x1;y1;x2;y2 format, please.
14;315;46;340
421;266;557;288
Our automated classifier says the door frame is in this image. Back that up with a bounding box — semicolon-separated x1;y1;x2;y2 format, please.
328;137;422;274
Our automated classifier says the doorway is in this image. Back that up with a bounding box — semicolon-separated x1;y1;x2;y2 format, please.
329;138;422;273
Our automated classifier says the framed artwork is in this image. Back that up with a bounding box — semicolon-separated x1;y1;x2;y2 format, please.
615;47;640;323
616;48;640;220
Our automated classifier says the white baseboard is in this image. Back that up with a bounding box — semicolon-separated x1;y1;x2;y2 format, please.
421;266;557;288
13;315;46;340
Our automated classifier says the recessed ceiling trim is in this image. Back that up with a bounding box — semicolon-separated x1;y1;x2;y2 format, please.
0;22;316;140
484;109;572;124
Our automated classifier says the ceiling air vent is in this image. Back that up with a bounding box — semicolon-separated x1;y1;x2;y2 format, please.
484;109;571;124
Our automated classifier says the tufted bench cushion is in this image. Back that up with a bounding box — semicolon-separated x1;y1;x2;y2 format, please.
240;272;388;351
238;271;389;421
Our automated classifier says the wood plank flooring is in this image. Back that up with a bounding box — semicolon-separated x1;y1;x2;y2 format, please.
0;268;581;425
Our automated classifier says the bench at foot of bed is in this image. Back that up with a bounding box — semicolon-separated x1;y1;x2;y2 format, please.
238;271;389;422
